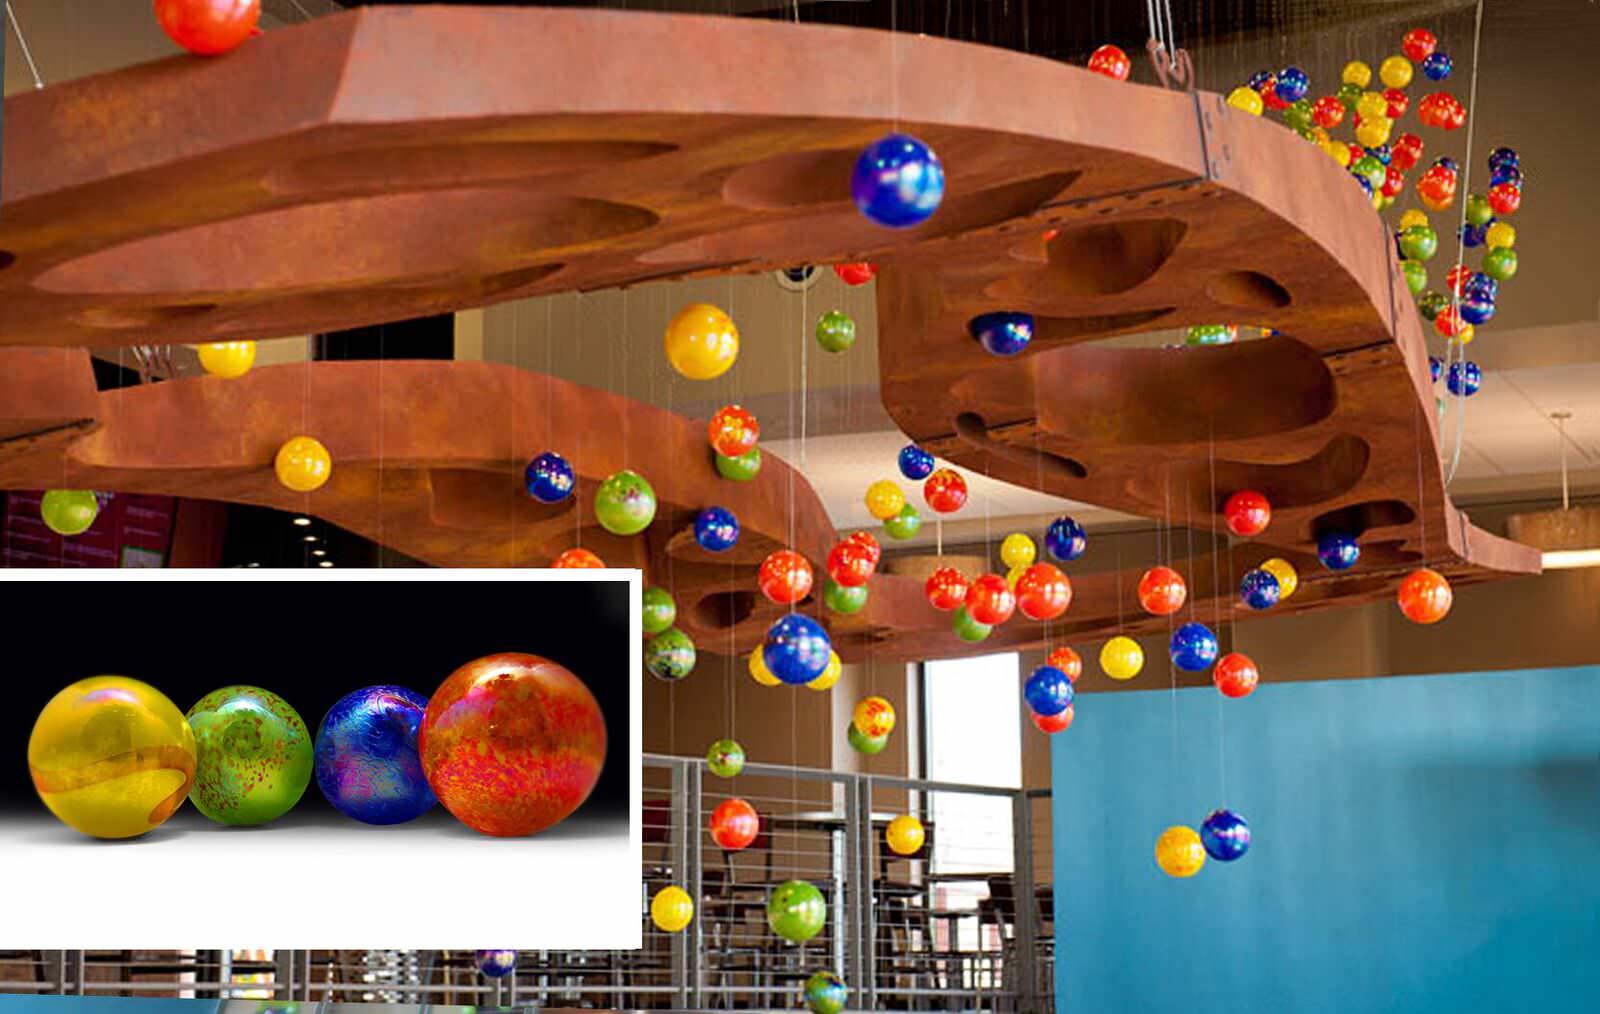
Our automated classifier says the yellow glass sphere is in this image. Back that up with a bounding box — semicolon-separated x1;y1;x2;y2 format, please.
651;885;695;932
886;814;926;856
1354;116;1392;149
853;695;896;739
1356;91;1389;121
1005;563;1027;589
275;436;332;493
1100;636;1144;681
664;303;740;380
1398;208;1430;232
1225;86;1263;116
749;648;781;687
865;480;907;521
1485;222;1516;250
808;651;843;691
1379;55;1413;89
1341;60;1372;87
196;340;257;380
1451;324;1475;346
28;676;196;839
1000;533;1037;570
1156;826;1207;878
1259;557;1298;599
1324;141;1352;168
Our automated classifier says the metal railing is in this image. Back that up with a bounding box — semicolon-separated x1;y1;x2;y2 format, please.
0;756;1053;1013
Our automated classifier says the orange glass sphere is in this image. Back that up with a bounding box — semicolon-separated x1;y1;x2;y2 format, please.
1032;707;1074;734
710;797;760;851
964;573;1016;625
1137;566;1188;616
1045;646;1083;683
923;468;969;514
1213;652;1260;698
1087;44;1131;81
1015;563;1072;621
552;548;604;569
759;550;814;605
925;567;970;611
1397;567;1452;624
155;0;260;56
708;405;759;458
826;541;876;588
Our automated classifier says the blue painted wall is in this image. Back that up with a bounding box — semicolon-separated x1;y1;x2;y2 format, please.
1051;666;1600;1012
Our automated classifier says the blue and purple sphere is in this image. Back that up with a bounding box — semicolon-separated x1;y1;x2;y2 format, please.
1274;66;1309;103
525;451;575;504
693;506;740;552
1200;809;1251;861
314;685;437;825
476;950;518;978
898;444;936;481
1446;360;1482;397
1045;516;1088;562
763;614;833;685
1239;568;1281;611
969;312;1035;357
1024;665;1074;716
1317;531;1361;570
1421;51;1452;81
1169;622;1219;672
851;133;945;228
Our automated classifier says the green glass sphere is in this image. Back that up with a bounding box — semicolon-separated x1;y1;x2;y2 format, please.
884;503;922;540
803;971;848;1014
1336;82;1362;109
822;577;869;615
1351;156;1385;191
952;606;993;643
187;685;313;827
1398;225;1438;262
642;586;677;635
767;879;828;943
594;468;657;535
815;311;857;353
715;447;762;482
1416;290;1450;321
1400;259;1428;295
847;721;888;755
646;626;696;681
706;738;746;778
40;489;99;537
1464;193;1494;227
1482;246;1517;282
1283;98;1314;131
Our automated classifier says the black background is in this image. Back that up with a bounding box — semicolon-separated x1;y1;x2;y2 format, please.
1;576;631;817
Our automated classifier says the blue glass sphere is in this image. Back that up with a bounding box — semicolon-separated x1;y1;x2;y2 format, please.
525;451;575;503
1239;568;1281;610
1432;156;1459;173
1247;69;1273;91
1487;146;1519;172
1353;173;1374;198
763;614;832;685
851;133;945;228
1274;66;1309;103
898;443;935;481
1317;531;1361;570
1024;665;1074;717
314;685;437;825
1446;360;1482;397
1044;516;1087;562
693;506;740;552
1459;222;1487;248
476;950;518;978
1460;295;1495;326
1367;143;1392;166
1463;272;1499;302
1170;622;1219;672
1429;355;1442;382
1490;164;1522;188
1421;51;1452;80
969;311;1035;357
1200;809;1251;861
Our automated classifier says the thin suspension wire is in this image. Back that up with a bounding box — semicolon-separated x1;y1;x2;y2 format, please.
1442;0;1489;489
6;2;44;89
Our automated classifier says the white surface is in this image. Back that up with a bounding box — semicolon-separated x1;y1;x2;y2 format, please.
0;569;643;951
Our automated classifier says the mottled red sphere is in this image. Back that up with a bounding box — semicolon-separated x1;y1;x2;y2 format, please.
1384;87;1410;120
154;0;260;56
1397;567;1453;624
759;550;814;605
1312;96;1345;129
1391;133;1424;170
833;262;877;286
1402;28;1437;63
925;567;970;611
846;530;882;567
1015;563;1073;621
923;468;969;514
1087;44;1131;81
965;573;1017;625
710;797;760;851
1223;490;1272;537
552;548;604;569
1137;565;1188;616
1032;707;1074;734
826;541;876;588
1488;182;1522;216
708;404;759;458
420;653;607;837
1212;653;1260;699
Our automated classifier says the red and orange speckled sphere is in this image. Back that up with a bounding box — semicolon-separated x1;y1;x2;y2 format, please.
419;653;607;837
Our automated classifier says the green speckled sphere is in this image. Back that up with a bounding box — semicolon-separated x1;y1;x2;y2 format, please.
804;971;847;1014
1482;246;1517;282
186;685;312;826
1400;259;1428;295
884;502;922;540
642;586;677;635
646;626;696;681
594;468;657;536
706;738;746;777
715;447;762;482
822;577;869;615
768;879;828;942
815;311;857;353
1416;290;1450;321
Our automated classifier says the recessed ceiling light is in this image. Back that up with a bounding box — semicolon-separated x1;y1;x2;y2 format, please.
311;549;327;557
302;534;318;543
318;560;334;568
292;516;312;527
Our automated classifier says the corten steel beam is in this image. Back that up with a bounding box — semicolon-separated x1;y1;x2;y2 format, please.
0;7;1537;662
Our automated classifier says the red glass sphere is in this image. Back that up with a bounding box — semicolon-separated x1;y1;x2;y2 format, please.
708;404;759;458
833;262;877;286
1391;133;1424;170
552;548;604;569
759;550;814;605
1311;96;1345;129
710;797;760;851
1382;164;1406;199
826;541;876;588
847;530;882;566
154;0;260;56
1402;28;1437;63
1435;305;1468;339
1397;567;1453;624
1223;490;1272;537
924;468;969;514
1045;646;1083;683
965;573;1017;625
1213;653;1260;698
1087;44;1131;81
925;567;970;611
1488;182;1522;216
1032;707;1074;734
1446;264;1473;295
1015;563;1073;621
1137;565;1188;616
1384;87;1410;120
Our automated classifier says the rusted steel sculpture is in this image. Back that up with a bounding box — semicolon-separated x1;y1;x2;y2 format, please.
0;7;1536;660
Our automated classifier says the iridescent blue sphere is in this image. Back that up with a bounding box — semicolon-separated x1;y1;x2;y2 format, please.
693;506;740;552
1317;531;1361;570
1432;156;1459;173
898;444;936;481
1446;360;1482;397
1490;164;1522;188
1247;69;1273;92
1354;174;1374;198
1463;272;1499;302
476;951;518;978
313;685;436;825
1487;146;1519;171
1367;143;1392;165
1239;568;1281;610
851;133;945;228
969;311;1035;357
1200;809;1251;861
525;451;575;504
1274;66;1309;103
1024;665;1074;717
1459;222;1487;248
763;614;832;685
1044;516;1087;562
1429;355;1442;382
1170;622;1219;672
1421;51;1452;80
1460;295;1495;326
